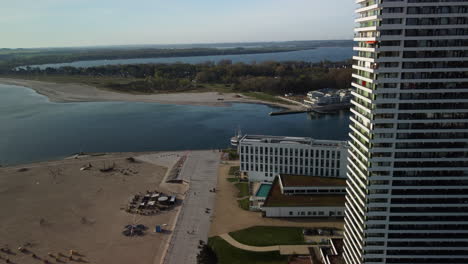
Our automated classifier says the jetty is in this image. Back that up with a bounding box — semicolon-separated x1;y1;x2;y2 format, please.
270;103;351;116
269;110;310;116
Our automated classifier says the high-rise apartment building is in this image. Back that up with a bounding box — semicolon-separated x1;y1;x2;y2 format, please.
345;1;468;263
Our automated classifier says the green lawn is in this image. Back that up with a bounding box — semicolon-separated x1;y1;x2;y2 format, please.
227;177;238;183
228;166;240;176
191;83;233;93
234;182;249;197
229;226;306;246
222;148;239;160
208;236;288;264
0;75;232;94
242;92;294;105
237;197;250;210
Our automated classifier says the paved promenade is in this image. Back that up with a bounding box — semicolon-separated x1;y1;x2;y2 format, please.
164;150;220;264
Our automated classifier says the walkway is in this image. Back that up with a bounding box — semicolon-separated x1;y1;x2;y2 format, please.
219;233;312;255
163;150;220;264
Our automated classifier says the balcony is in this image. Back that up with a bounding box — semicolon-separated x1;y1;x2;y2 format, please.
393;180;468;187
356;3;380;14
394;160;468;169
351;107;373;122
397;122;468;130
352;81;376;92
350;124;371;141
396;132;468;140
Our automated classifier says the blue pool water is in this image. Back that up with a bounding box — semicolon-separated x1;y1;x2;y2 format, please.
256;184;272;197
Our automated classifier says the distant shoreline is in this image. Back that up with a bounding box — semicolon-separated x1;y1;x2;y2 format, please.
20;47;318;69
8;45;318;71
0;77;302;110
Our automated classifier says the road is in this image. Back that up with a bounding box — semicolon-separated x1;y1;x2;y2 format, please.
163;150;220;264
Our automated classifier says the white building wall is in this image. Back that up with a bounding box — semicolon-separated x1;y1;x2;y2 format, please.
264;206;345;218
239;138;348;182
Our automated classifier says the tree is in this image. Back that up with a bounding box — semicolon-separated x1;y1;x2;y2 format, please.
10;59;353;95
275;65;286;77
197;244;218;264
217;59;232;66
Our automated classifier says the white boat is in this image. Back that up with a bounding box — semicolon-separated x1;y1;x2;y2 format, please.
230;127;242;147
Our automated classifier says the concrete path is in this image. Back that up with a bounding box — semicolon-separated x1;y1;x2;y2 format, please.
219;233;279;252
163;150;220;264
219;233;312;255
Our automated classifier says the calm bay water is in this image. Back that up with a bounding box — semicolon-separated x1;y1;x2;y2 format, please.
30;47;354;69
0;84;350;166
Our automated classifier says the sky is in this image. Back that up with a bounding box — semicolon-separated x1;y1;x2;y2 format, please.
1;0;356;48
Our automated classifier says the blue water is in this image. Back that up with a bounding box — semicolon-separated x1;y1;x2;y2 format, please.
256;184;272;198
28;47;354;69
0;84;350;166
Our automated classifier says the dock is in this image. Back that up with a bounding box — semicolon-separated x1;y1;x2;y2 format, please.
269;103;352;116
269;110;310;116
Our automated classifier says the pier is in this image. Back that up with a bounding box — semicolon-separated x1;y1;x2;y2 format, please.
269;103;352;116
269;110;310;116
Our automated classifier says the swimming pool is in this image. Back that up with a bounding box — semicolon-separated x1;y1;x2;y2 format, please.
256;184;272;197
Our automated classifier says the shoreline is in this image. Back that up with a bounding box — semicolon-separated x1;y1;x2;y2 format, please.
0;77;302;110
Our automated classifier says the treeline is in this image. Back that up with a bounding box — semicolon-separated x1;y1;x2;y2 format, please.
0;46;309;73
10;60;352;94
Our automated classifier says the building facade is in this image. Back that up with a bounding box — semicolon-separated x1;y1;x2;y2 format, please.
261;175;347;218
305;89;353;106
239;135;348;182
345;1;468;264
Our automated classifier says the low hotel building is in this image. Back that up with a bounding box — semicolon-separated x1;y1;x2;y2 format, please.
239;135;348;182
261;174;347;218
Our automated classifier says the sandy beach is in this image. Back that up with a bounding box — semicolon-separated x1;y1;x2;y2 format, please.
0;151;193;264
0;78;302;110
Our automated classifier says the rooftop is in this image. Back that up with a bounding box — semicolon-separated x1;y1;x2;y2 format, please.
240;135;347;148
262;177;346;208
280;175;347;188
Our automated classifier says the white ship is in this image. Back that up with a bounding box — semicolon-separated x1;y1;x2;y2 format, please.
230;127;242;147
